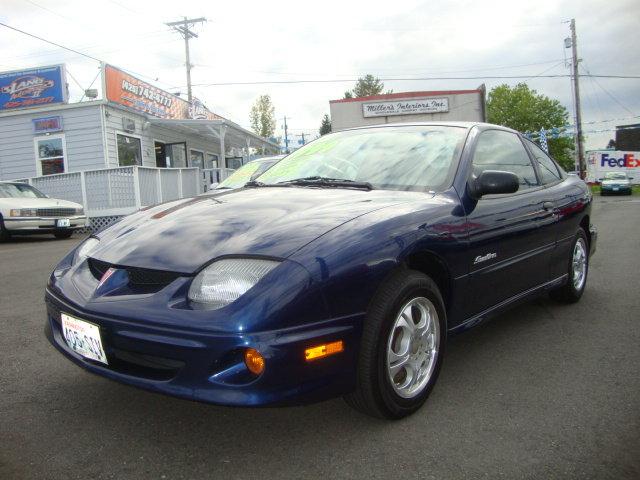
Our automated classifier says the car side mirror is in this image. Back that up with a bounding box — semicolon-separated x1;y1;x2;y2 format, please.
472;170;519;198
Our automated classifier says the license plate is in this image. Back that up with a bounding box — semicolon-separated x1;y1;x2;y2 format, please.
613;187;619;191
61;313;108;364
56;218;71;228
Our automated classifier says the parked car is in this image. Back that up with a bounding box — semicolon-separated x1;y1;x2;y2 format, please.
600;171;633;195
45;122;596;419
0;182;87;241
209;155;284;190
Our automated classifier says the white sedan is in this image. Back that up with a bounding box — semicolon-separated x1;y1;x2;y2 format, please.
0;182;87;240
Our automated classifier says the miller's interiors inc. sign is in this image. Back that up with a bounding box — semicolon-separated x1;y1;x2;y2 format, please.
0;65;68;111
362;97;449;117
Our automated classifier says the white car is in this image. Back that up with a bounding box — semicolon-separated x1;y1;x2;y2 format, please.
0;182;88;240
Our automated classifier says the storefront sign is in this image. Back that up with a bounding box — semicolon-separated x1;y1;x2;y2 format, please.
33;116;63;133
362;97;449;117
104;64;221;120
0;65;68;111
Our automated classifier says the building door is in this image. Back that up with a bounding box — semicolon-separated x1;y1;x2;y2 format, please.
165;142;187;168
155;141;166;167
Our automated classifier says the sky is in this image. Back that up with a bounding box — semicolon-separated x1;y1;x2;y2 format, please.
1;0;639;150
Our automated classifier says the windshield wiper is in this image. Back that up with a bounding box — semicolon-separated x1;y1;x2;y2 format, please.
276;176;373;190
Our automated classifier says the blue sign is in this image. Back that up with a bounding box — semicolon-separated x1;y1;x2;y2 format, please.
0;65;68;111
33;116;63;133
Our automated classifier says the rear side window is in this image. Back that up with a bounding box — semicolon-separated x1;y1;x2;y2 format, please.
526;140;562;184
472;130;538;189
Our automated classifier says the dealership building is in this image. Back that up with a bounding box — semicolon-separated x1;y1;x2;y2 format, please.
0;64;278;181
329;87;487;131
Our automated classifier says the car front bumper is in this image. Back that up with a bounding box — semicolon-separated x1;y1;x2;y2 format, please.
44;288;362;407
5;215;88;232
601;185;632;194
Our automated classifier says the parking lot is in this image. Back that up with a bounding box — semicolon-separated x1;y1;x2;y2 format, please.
0;195;638;480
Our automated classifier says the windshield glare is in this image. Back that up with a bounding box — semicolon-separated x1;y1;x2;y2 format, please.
604;172;626;180
257;125;467;191
0;183;47;198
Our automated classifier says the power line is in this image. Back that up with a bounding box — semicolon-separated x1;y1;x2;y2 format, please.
0;21;102;63
186;73;640;88
580;64;637;116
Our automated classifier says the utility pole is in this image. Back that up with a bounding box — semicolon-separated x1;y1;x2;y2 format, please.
568;19;586;179
283;116;290;153
166;16;206;103
300;132;306;145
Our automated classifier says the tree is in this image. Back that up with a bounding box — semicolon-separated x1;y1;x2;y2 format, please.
487;83;574;171
344;74;391;99
319;114;332;135
249;95;276;138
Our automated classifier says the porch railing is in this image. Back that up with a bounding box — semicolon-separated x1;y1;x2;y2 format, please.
14;166;205;217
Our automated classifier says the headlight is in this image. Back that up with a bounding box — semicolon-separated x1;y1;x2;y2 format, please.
76;207;84;215
75;237;100;263
10;208;37;217
188;258;280;309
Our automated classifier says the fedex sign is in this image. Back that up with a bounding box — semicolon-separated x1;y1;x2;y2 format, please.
600;153;640;168
586;150;640;184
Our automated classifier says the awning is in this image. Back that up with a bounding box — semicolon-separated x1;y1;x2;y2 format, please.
147;118;280;158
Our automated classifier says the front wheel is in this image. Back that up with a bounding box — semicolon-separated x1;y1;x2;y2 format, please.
344;270;446;419
550;229;589;303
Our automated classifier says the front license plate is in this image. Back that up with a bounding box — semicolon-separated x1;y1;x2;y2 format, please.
613;187;619;191
61;313;108;364
56;218;71;228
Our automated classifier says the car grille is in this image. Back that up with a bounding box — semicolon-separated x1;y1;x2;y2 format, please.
37;207;76;217
88;258;182;291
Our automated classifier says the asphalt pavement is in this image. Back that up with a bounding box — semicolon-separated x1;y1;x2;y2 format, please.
0;195;638;479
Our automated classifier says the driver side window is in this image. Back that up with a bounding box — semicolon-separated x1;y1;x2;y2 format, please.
472;130;538;190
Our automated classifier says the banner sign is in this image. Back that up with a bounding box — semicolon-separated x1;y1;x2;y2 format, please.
362;97;449;117
0;65;68;111
104;64;220;120
33;116;63;133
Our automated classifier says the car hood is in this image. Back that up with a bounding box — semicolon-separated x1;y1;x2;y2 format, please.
0;197;82;209
92;187;427;273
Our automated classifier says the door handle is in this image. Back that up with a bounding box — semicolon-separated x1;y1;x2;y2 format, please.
542;201;555;211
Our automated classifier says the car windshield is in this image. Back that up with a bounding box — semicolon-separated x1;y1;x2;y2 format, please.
604;172;627;180
0;183;47;198
256;125;467;192
217;160;277;189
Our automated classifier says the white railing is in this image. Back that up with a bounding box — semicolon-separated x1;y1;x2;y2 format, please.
14;166;201;217
202;168;235;190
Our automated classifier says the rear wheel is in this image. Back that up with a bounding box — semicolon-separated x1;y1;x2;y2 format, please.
344;269;446;419
550;228;589;303
53;230;73;239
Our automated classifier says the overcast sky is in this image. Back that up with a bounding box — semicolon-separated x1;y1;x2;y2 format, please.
2;0;639;150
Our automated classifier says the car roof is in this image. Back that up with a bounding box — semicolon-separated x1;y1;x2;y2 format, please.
342;121;520;135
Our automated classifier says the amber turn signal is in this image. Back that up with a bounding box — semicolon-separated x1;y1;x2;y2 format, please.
304;340;344;361
244;348;265;375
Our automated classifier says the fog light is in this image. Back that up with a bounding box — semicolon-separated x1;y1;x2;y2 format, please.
305;340;344;361
244;348;265;375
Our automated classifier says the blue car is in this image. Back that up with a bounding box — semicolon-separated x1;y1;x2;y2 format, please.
45;122;597;419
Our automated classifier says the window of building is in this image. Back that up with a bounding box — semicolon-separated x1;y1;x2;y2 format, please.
117;134;142;166
190;149;204;169
525;139;562;184
35;134;66;176
472;130;538;189
206;153;218;169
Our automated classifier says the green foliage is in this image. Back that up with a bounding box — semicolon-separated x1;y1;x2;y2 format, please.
344;74;391;98
249;95;276;138
487;83;575;171
319;114;332;135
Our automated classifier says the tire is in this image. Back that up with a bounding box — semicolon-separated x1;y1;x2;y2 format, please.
0;217;10;242
549;228;589;303
53;230;73;239
344;269;446;419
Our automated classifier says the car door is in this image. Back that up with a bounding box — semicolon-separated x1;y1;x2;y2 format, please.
462;129;556;318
